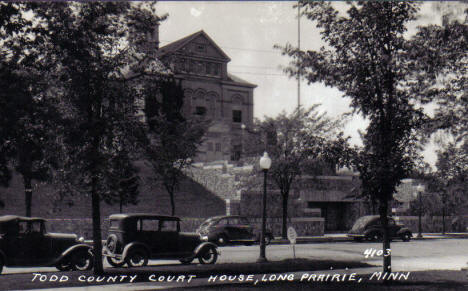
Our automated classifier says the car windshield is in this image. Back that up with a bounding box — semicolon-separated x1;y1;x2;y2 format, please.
350;216;377;231
200;218;217;228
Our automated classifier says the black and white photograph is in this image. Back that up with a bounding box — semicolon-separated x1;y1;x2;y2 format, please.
0;1;467;290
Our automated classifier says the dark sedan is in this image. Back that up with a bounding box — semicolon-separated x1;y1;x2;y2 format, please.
197;215;274;246
347;215;412;242
0;215;93;274
103;214;219;267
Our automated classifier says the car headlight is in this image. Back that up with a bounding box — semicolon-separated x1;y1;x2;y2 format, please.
201;235;209;241
78;236;85;243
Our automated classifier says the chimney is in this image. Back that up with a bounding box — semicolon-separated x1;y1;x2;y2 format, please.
144;23;159;55
150;22;160;50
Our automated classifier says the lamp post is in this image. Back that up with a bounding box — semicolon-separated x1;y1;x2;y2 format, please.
258;152;271;263
416;184;424;238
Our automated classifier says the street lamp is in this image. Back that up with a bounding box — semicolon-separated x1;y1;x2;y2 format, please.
416;184;425;238
258;152;271;263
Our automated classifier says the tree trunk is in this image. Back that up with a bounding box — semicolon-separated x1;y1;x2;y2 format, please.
281;193;289;239
91;175;104;274
379;200;391;276
169;189;175;216
24;174;32;217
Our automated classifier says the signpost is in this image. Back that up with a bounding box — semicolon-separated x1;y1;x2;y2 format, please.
287;227;297;259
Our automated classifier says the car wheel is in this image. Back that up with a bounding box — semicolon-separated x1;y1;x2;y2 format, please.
56;259;72;271
216;234;228;246
72;250;94;271
0;256;4;275
402;232;411;242
126;249;148;267
198;246;218;264
106;256;126;267
179;257;194;265
369;232;382;242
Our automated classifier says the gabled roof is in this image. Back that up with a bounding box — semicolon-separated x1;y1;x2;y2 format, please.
157;30;231;61
227;73;257;88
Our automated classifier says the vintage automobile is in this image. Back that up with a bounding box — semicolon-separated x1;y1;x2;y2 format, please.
102;214;219;267
0;215;93;274
196;215;274;246
347;215;413;242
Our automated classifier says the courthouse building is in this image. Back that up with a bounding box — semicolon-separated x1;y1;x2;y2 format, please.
154;30;257;162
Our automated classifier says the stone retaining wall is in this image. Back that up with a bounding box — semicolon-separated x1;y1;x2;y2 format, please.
396;215;468;233
44;216;324;239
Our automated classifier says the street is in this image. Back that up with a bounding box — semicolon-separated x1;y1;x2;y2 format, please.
3;238;468;274
1;238;467;291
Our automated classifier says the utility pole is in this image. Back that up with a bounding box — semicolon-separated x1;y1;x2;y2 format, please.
297;2;301;109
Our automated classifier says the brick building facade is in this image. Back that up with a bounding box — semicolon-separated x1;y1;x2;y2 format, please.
155;30;256;162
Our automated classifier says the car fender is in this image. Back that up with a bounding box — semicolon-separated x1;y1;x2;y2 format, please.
396;228;412;235
193;242;218;257
121;242;150;260
53;244;93;265
0;249;7;265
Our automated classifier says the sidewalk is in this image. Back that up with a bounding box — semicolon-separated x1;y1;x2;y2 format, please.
271;232;468;244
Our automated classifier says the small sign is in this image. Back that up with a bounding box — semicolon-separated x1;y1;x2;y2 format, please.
287;227;297;244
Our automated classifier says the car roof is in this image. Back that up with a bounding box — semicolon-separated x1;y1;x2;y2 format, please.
109;213;180;221
0;215;45;222
207;215;247;221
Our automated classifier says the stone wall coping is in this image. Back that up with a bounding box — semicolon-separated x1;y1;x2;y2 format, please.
291;217;325;222
301;175;354;181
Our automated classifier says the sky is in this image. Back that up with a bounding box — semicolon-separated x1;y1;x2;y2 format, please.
155;1;464;167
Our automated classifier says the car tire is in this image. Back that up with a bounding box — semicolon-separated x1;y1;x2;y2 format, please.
72;250;94;271
198;246;218;264
0;256;4;275
369;232;382;242
401;232;411;242
126;249;149;267
179;257;194;265
216;234;228;246
106;256;126;267
56;259;72;271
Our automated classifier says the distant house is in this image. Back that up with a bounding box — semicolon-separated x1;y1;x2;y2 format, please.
153;29;257;162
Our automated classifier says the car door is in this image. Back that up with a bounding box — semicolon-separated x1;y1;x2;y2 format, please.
217;218;232;239
388;218;400;238
9;221;46;265
157;220;179;256
237;217;254;240
137;218;160;257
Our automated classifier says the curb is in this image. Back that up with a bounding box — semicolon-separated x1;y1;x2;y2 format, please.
271;233;468;244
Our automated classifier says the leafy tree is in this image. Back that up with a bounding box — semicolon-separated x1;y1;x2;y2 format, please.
106;148;140;213
248;105;345;238
280;1;465;273
145;78;206;216
0;2;60;216
34;2;165;273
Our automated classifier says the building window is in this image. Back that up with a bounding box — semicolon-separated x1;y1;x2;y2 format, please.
207;142;214;151
195;106;207;116
196;43;206;52
232;110;242;123
231;144;242;161
189;60;195;73
213;63;219;75
215;143;221;152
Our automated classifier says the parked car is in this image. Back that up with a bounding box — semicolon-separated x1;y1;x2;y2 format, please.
197;215;274;246
347;215;412;242
102;214;218;267
0;215;93;274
